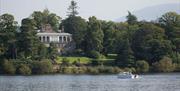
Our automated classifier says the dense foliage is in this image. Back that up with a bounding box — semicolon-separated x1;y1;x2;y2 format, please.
0;0;180;74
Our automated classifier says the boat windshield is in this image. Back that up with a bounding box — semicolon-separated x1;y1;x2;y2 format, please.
119;72;132;75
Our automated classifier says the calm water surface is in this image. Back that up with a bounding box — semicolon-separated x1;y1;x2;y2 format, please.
0;73;180;91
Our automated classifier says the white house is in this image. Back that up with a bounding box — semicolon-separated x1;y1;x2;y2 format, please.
37;24;75;54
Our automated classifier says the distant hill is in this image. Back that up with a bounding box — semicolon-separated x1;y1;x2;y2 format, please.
115;3;180;22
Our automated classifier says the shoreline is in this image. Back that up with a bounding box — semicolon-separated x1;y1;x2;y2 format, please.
0;72;179;76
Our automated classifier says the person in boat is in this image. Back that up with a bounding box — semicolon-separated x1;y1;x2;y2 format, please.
135;74;137;78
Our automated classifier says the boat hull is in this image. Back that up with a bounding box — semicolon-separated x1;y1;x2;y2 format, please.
118;74;139;79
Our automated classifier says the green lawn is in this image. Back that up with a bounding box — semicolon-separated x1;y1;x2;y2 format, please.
56;54;117;64
106;54;117;60
56;56;92;64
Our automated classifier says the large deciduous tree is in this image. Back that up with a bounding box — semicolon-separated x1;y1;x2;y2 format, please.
0;14;17;59
85;16;104;52
61;16;87;49
159;12;180;53
159;12;180;40
31;9;61;31
132;24;173;64
101;21;117;54
159;12;180;62
17;18;40;59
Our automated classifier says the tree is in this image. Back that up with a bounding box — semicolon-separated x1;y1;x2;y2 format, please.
159;12;180;40
17;18;40;59
103;29;117;54
61;16;87;49
31;9;61;31
126;11;137;25
0;14;18;59
67;0;79;17
37;43;48;60
170;52;180;64
116;39;135;67
101;21;119;54
159;12;180;63
85;16;104;52
173;38;180;53
47;43;58;61
132;24;173;64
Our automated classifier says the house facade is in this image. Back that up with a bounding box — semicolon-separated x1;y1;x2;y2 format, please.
37;24;75;54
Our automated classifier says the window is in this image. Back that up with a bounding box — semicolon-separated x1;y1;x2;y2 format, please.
43;36;45;42
59;36;62;42
47;36;50;42
63;36;66;42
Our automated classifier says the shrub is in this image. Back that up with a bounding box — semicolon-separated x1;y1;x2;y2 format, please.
2;60;16;74
71;66;79;74
123;67;132;72
63;67;73;74
68;66;87;74
136;60;149;73
17;64;31;75
79;66;87;74
114;67;123;73
98;66;116;74
97;66;105;73
32;60;53;74
153;56;175;72
105;67;115;73
87;67;99;74
87;50;101;59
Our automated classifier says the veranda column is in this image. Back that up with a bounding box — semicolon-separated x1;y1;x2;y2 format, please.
42;36;45;42
57;36;59;42
49;36;51;42
45;36;47;42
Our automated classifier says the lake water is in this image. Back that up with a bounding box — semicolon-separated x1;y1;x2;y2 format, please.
0;73;180;91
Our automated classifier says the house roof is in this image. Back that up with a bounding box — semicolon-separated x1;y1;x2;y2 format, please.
37;32;72;36
37;24;71;36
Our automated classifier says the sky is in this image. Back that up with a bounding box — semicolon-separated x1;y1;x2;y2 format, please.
0;0;179;24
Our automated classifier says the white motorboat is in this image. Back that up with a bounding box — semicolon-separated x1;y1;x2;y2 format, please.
118;72;139;79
